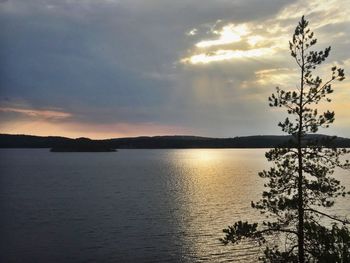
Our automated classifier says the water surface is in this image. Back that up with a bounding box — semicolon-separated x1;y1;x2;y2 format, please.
1;149;349;262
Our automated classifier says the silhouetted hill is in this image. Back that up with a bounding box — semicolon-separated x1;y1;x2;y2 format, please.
1;134;350;149
0;134;72;148
0;135;115;152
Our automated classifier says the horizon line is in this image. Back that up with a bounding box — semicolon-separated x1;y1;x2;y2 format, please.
0;132;344;141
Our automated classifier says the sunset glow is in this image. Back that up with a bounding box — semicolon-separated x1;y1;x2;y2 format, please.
0;119;189;139
182;48;275;64
195;24;249;48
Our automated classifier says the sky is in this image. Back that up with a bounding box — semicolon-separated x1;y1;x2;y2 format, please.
0;0;349;139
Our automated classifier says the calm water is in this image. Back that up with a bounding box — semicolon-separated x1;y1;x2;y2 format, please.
1;149;349;262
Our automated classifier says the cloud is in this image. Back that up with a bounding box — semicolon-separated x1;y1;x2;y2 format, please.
0;107;72;120
180;20;286;65
195;24;250;48
182;48;275;64
0;0;349;138
181;22;277;64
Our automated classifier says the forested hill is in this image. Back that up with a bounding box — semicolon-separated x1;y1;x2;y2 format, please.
1;134;350;149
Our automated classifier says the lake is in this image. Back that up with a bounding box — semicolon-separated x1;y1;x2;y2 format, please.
1;149;349;262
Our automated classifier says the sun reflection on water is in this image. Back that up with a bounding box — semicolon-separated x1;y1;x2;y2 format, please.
165;149;268;261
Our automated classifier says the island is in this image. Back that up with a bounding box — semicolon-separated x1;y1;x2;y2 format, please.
50;137;116;152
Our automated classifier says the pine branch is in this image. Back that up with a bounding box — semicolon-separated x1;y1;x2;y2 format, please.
286;244;299;256
302;78;334;107
257;228;298;236
305;208;350;224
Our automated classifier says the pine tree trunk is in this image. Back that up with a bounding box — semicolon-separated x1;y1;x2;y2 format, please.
297;33;305;263
298;143;304;263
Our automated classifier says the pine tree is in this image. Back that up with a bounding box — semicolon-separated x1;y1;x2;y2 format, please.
221;16;350;262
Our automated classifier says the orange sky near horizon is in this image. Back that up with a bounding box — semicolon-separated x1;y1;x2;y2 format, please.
0;117;191;139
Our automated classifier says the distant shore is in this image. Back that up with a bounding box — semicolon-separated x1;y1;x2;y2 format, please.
1;133;350;149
